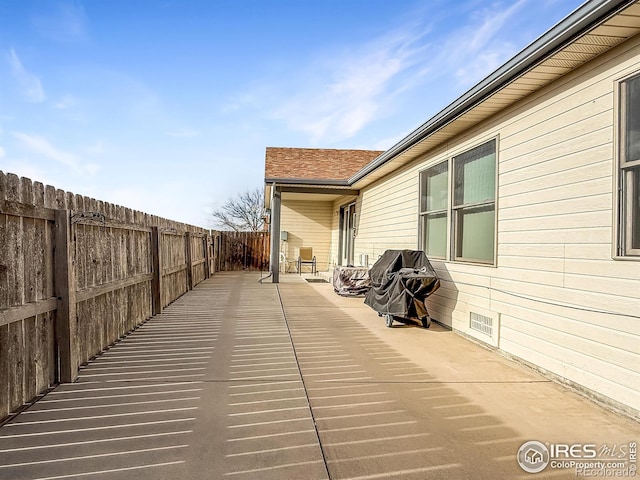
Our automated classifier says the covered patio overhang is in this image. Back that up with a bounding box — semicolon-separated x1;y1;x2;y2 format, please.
264;179;359;283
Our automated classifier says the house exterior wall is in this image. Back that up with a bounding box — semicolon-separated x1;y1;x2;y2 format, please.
345;34;640;414
355;173;419;261
280;200;333;272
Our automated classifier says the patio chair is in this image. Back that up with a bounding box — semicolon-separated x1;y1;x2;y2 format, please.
297;247;316;275
279;252;291;273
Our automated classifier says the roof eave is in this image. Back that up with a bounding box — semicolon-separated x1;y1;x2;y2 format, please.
265;177;352;187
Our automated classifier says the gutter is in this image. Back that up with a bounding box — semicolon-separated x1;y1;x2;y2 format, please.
349;0;637;185
265;177;352;186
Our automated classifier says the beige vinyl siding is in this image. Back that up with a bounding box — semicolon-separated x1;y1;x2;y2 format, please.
353;168;419;265
348;33;640;413
280;200;333;272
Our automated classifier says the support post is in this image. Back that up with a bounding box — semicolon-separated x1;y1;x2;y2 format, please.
185;232;193;290
54;209;78;383
151;226;162;315
269;186;281;283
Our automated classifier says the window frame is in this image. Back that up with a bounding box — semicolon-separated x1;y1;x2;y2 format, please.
617;73;640;257
451;139;497;264
418;137;498;265
419;160;449;260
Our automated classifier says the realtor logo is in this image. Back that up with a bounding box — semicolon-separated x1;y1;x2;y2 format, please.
518;441;550;473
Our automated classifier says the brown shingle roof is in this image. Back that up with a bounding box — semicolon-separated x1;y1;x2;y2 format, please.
265;147;383;182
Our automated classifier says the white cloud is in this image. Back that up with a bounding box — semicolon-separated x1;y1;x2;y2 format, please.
466;0;527;51
11;131;99;176
7;49;45;103
259;0;531;144
12;132;75;166
435;1;528;88
271;24;431;143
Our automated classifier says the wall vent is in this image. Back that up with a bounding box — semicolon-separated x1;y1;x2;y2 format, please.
470;312;493;337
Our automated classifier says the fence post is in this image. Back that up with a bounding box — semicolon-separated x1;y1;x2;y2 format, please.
216;234;221;272
204;234;211;279
185;232;193;290
54;209;78;383
151;226;162;315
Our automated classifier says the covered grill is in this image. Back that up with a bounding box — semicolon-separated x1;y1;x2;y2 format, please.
364;250;440;328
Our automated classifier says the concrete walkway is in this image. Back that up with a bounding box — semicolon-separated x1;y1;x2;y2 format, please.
0;272;638;479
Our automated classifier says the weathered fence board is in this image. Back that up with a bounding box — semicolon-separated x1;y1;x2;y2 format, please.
190;233;208;286
7;321;24;419
0;171;212;422
0;174;60;420
0;170;275;422
0;326;8;417
214;231;270;272
74;219;154;366
161;231;188;309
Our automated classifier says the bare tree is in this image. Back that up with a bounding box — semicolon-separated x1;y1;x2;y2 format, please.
212;188;266;232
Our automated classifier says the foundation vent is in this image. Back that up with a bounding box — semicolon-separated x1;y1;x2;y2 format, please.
470;312;493;337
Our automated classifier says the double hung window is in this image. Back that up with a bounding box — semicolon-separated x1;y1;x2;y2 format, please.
419;139;497;264
420;162;448;259
452;140;496;263
619;74;640;256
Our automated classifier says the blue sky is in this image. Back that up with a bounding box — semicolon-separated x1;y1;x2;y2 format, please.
0;0;585;228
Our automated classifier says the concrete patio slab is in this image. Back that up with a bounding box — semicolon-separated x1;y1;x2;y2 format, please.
0;272;637;480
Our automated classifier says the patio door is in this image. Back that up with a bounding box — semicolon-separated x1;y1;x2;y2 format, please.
340;203;356;266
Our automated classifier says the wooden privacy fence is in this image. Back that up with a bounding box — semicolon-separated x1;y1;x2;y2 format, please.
0;172;215;422
211;230;270;272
